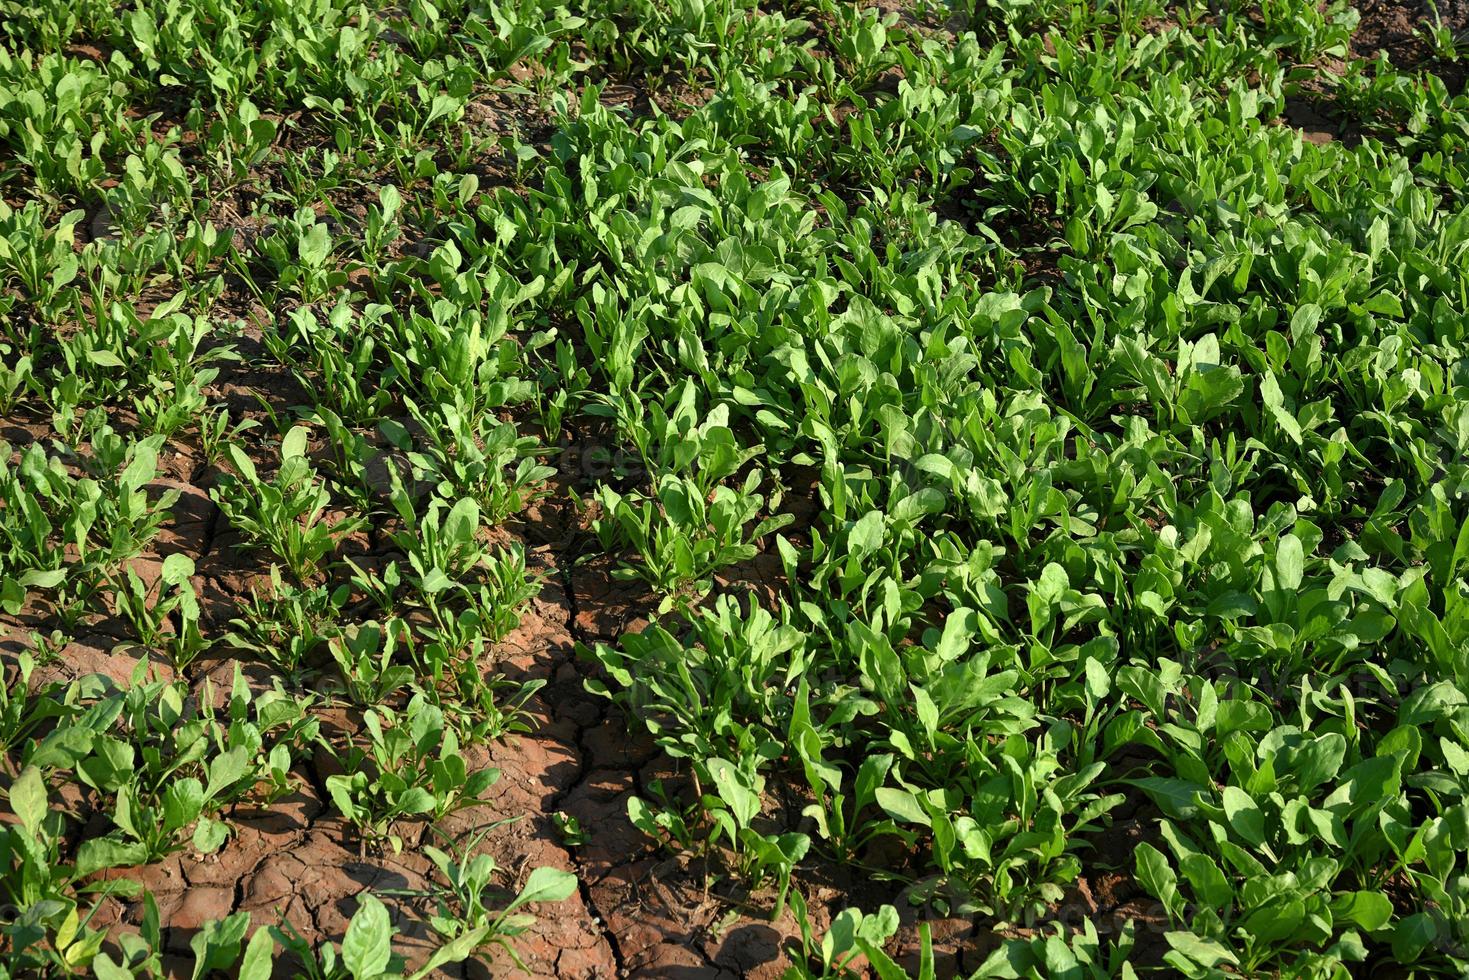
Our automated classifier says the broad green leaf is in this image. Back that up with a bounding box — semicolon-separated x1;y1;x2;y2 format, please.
516;866;578;906
848;511;885;557
193;817;229;854
1331;890;1393;931
75;837;150;876
1221;786;1266;847
875;788;930;827
1260;373;1303;444
1276;534;1304;593
1391;912;1437;962
281;425;311;461
238;926;276;980
409;924;491;978
706;759;760;827
1136;842;1180;917
342;893;393;979
1133;777;1205;819
1164;931;1238;967
9;766;47;836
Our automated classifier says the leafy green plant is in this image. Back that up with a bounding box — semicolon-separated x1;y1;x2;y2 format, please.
268;895;409;980
328;618;418;706
267;303;396;427
416;834;578;969
25;667;316;877
213;426;365;581
2;0;1469;972
386;400;553;524
226;570;351;680
782;895;905;980
110;554;208;670
593;472;792;610
975;920;1137;979
324;695;499;851
250;207;348;304
0;655;69;753
0;766;110;973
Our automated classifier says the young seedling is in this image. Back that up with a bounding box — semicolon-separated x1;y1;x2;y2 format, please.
323;695;500;853
212;426;364;582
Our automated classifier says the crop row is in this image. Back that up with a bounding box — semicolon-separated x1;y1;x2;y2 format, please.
0;0;1467;976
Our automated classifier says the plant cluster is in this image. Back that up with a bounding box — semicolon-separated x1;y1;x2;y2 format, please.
1;0;1467;974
